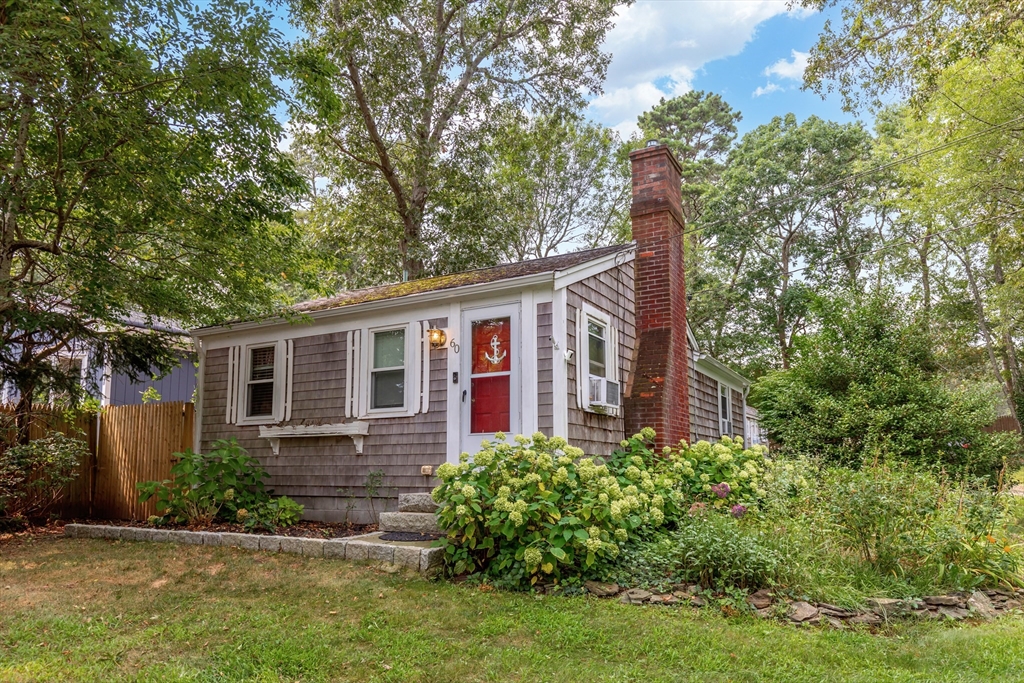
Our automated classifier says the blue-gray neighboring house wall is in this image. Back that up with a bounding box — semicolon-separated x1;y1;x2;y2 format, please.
104;352;197;405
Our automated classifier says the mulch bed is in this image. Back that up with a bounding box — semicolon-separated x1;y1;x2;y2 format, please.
0;518;376;545
90;519;377;538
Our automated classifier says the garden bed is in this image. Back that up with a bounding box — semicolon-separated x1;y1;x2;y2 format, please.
79;518;376;539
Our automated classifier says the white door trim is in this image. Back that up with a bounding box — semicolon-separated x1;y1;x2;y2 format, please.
460;302;521;456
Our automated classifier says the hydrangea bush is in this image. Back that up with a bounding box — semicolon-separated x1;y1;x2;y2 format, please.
432;429;771;588
433;429;678;587
673;436;766;507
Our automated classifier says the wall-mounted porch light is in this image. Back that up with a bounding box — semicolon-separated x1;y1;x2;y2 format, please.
427;327;447;349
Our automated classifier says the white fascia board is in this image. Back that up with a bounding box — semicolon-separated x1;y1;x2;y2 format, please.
193;271;555;343
695;355;750;390
553;246;636;290
686;323;700;357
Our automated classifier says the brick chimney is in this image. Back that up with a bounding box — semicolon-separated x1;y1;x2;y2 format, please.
623;142;691;449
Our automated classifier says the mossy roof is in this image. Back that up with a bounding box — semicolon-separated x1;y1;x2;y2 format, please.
292;243;632;314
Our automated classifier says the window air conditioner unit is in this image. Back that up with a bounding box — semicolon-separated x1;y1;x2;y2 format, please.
589;377;620;409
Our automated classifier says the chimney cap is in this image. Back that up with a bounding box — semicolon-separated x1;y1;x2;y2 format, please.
645;139;660;148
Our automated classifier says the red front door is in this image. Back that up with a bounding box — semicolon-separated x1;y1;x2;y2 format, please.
461;304;520;454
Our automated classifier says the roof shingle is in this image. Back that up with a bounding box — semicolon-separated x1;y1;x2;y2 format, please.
292;243;633;314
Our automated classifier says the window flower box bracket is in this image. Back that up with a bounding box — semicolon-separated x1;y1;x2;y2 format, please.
258;422;371;455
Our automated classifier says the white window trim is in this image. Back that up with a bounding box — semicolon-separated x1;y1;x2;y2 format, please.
355;322;426;419
576;303;620;416
235;339;289;426
718;381;732;437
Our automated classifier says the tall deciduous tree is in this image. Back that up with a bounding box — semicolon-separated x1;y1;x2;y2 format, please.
1;0;305;437
697;115;876;373
800;0;1024;110
290;0;622;281
490;115;629;260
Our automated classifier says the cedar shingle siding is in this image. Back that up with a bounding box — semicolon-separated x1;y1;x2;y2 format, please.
200;319;448;524
566;263;636;455
537;302;554;436
689;367;720;444
731;388;745;442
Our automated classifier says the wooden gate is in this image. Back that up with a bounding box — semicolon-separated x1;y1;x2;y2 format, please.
93;402;194;519
4;402;194;520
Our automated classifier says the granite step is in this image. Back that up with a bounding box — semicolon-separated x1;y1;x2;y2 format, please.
378;511;440;534
398;492;438;513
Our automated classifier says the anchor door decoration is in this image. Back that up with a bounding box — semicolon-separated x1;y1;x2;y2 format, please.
469;316;512;433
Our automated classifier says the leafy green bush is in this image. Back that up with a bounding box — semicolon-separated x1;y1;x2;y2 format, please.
604;511;784;591
0;431;87;518
752;459;1024;594
138;439;303;529
238;495;305;531
751;291;1021;477
433;430;685;587
672;436;765;507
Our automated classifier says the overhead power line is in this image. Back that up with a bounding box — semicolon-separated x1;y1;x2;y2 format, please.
684;208;1024;305
636;113;1024;252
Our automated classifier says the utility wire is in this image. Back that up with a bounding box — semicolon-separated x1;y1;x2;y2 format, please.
636;112;1024;252
684;208;1024;305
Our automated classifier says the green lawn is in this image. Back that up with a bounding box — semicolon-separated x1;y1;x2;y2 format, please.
2;537;1024;682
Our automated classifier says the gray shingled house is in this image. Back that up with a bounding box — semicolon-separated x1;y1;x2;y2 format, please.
191;143;750;523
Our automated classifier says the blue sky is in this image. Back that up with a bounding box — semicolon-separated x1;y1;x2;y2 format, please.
587;1;860;138
267;0;863;140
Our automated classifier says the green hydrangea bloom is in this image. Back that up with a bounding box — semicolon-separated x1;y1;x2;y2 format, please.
436;463;458;481
461;485;475;499
524;547;542;567
640;427;656;441
614;528;628;542
624;465;641;481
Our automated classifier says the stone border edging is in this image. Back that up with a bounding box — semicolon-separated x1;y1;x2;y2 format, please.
63;524;444;575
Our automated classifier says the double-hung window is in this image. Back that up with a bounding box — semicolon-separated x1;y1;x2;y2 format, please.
229;339;290;425
578;304;620;413
370;328;406;410
719;383;732;436
246;346;276;417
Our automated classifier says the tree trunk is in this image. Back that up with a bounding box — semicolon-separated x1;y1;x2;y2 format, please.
958;245;1015;416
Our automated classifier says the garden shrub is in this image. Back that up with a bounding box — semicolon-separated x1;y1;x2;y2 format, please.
754;459;1024;593
433;430;684;587
0;431;87;519
604;511;784;591
432;430;770;588
751;291;1021;477
138;439;303;528
671;436;765;508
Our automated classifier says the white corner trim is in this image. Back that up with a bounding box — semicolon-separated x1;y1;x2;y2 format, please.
193;337;205;452
259;421;371;456
445;301;462;464
551;288;569;438
553;247;636;290
521;289;538;436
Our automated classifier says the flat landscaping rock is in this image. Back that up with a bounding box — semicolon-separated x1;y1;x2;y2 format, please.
788;601;819;623
924;595;961;607
747;589;773;610
618;588;653;605
584;581;619;597
967;591;998;619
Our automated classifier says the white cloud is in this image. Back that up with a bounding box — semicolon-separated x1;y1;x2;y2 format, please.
763;50;809;81
752;82;782;97
588;1;812;132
